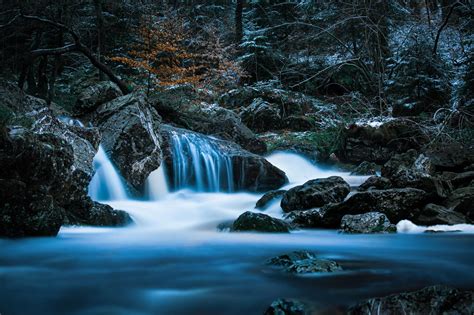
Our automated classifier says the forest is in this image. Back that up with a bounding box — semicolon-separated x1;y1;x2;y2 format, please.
0;1;473;314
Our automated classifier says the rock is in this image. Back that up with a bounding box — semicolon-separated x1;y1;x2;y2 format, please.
446;186;474;220
152;86;266;154
267;251;342;274
92;92;163;191
280;177;350;212
282;115;316;131
0;131;73;237
424;143;474;172
323;188;429;228
340;212;396;234
415;203;468;226
74;81;123;115
347;285;474;315
240;98;282;132
441;171;474;189
258;131;324;162
382;150;451;199
264;299;316;315
255;190;286;210
358;176;392;191
285;208;327;228
231;211;290;233
340;118;428;164
350;161;378;175
161;125;288;192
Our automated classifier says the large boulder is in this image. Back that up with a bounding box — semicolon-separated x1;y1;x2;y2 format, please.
0;131;72;237
340;118;428;164
231;211;290;233
350;161;378;175
358;176;392;191
74;81;123;115
267;251;342;274
280;177;350;212
152;85;266;154
424;143;474;172
161;125;287;192
285;208;327;228
446;186;474;221
347;285;474;315
415;203;468;226
340;212;396;234
92;92;163;191
323;188;429;227
264;299;316;315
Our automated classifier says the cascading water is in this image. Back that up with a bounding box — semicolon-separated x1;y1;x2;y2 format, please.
88;145;128;201
169;130;234;192
145;165;170;200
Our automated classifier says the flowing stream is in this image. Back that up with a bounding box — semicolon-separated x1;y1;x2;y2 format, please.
1;130;473;315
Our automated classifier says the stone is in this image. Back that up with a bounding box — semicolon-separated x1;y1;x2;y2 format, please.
350;161;378;175
267;251;342;274
285;208;327;228
415;203;468;226
340;212;396;234
255;190;286;210
280;177;350;212
347;285;474;315
240;98;282;132
264;299;316;315
74;81;123;115
231;211;290;233
358;176;392;191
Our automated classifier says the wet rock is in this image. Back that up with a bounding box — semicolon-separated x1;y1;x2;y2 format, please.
161;125;287;192
350;161;378;175
424;143;474;172
323;188;429;228
264;299;316;315
93;92;162;191
358;176;392;191
340;118;428;164
0;131;73;237
240;98;282;132
415;203;468;226
74;81;123;115
267;251;342;274
255;190;286;210
382;150;451;199
152;86;266;154
231;211;290;233
347;285;474;315
446;186;474;220
441;171;474;189
282;115;315;131
280;177;350;212
340;212;396;234
285;208;327;228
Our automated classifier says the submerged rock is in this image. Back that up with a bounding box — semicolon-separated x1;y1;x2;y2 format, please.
264;299;316;315
280;177;350;212
267;251;342;274
92;92;163;191
255;190;286;210
340;212;396;234
231;211;290;233
347;285;474;315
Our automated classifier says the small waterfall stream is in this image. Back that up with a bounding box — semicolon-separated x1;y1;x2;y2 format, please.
88;145;128;201
169;130;234;192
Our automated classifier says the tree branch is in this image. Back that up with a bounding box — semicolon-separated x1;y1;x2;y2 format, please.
433;2;460;56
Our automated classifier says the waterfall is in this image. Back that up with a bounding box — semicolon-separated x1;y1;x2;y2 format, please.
169;130;234;192
145;165;170;200
88;145;128;201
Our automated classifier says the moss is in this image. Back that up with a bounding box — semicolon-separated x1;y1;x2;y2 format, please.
0;104;13;128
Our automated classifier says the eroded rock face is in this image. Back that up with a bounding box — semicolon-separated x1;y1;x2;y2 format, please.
340;119;428;164
323;188;429;227
93;92;162;191
231;211;290;233
340;212;396;234
280;177;350;212
74;81;123;115
347;285;474;315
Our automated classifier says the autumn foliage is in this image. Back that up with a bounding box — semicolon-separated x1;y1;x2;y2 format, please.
111;13;244;92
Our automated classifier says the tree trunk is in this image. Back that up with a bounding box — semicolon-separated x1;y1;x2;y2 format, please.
235;0;244;44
